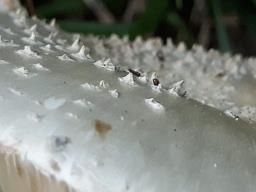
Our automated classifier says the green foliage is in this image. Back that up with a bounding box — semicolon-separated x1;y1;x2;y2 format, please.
209;0;231;53
34;0;256;54
36;0;86;17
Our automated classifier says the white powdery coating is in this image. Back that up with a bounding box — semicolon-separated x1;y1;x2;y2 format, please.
57;38;68;45
45;18;57;31
145;98;165;113
81;83;101;92
109;89;119;98
224;110;239;120
151;83;162;93
118;73;137;87
32;63;50;71
66;112;79;119
67;37;80;51
0;59;9;65
0;27;16;35
150;72;158;81
168;80;186;97
43;97;66;110
24;24;37;35
239;106;256;122
27;113;44;122
13;67;36;78
16;46;41;59
99;80;109;89
40;44;54;53
44;33;55;43
8;87;24;96
22;32;41;45
71;45;88;60
81;81;109;92
0;35;18;47
0;10;254;192
58;54;75;62
13;15;26;27
93;58;115;72
137;75;147;84
73;99;94;108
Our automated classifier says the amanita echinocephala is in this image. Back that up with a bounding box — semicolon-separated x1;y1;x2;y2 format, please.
0;1;256;192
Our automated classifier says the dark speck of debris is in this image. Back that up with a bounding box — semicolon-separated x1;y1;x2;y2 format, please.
215;71;226;78
234;115;239;121
49;136;71;152
156;50;165;62
128;68;141;77
50;159;61;172
153;78;160;86
174;129;177;132
103;41;111;48
179;91;187;98
124;110;128;113
94;119;112;138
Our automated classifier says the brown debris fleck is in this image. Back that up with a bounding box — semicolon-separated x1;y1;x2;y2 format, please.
94;119;112;138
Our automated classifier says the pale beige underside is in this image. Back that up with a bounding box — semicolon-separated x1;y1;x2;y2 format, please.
0;144;73;192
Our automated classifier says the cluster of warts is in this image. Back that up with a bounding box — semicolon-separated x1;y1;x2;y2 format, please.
2;8;255;123
0;8;255;192
0;8;183;162
85;34;256;123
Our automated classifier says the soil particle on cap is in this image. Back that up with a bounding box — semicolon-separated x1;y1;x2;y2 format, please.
94;119;112;139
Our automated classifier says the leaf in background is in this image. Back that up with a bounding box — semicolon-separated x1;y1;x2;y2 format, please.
59;0;168;39
234;0;256;39
175;0;183;10
209;0;231;53
251;0;256;6
36;0;86;18
167;12;194;45
58;21;132;36
103;0;127;16
129;0;169;38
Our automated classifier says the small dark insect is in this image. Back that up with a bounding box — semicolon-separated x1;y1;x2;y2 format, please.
153;78;160;86
128;68;141;77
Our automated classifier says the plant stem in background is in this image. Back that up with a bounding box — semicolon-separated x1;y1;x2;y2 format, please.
209;0;231;53
25;0;35;16
167;12;194;46
59;0;168;39
58;21;132;36
83;0;115;24
36;0;85;18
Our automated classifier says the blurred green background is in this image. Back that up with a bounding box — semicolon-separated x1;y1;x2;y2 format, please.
21;0;256;56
